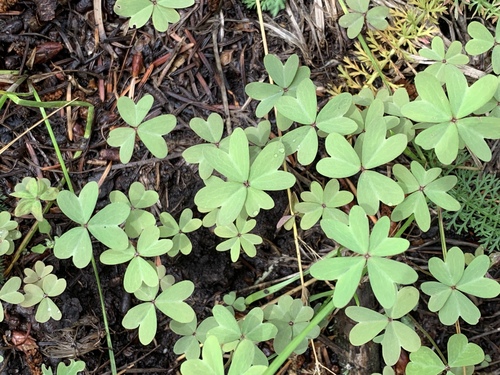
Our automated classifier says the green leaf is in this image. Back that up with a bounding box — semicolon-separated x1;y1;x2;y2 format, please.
367;257;417;309
180;335;224;375
275;79;317;124
209;304;241;344
122;302;157;345
310;256;365;307
57;181;98;225
248;141;294;190
414;122;458;165
406;346;445;375
156;280;195;323
357;171;404;215
366;6;389;30
114;0;154;29
128;181;159;208
107;127;136;164
137;226;172;257
317;132;361;178
36;298;62;323
245;83;284;118
316;93;357;134
54;227;92;268
447;334;484;368
465;21;494;55
117;95;153;127
339;12;364;39
346;306;388;345
346;0;369;13
264;54;299;88
137;114;176;158
87;202;130;249
124;257;158;293
190;113;224;143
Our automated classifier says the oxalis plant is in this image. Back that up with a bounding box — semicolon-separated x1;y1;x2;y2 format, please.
2;16;500;375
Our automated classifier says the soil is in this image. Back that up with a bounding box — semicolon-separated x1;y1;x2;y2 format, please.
0;1;499;375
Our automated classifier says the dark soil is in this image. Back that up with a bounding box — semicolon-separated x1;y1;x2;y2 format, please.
0;1;499;374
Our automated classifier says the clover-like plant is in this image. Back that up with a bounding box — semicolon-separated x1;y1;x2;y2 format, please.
207;305;277;365
465;21;500;74
406;334;485;375
11;177;58;221
41;360;86;375
0;211;21;255
122;277;195;345
182;113;227;180
401;69;500;164
180;335;268;375
391;161;461;231
316;99;407;214
241;0;286;17
159;208;202;256
310;205;417;308
194;128;295;226
170;316;218;360
21;273;66;323
419;37;469;82
107;94;176;163
245;54;310;125
276;84;358;165
23;261;54;287
421;246;500;326
110;181;158;238
0;277;24;322
214;216;262;262
54;181;130;268
339;0;389;39
294;179;353;230
223;291;246;314
100;225;172;293
113;0;195;32
346;286;421;366
264;295;320;354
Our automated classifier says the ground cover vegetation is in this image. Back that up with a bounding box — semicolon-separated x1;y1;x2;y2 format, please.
0;0;499;374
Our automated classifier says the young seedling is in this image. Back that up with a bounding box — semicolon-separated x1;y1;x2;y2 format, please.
0;211;21;255
194;128;295;226
207;305;277;365
214;216;262;262
170;316;218;360
222;291;246;314
110;181;159;238
391;161;461;231
294;179;353;230
55;181;130;268
122;278;195;345
406;334;485;375
310;205;417;308
182;113;227;180
245;54;310;128
107;94;176;163
316;99;407;215
159;208;202;256
114;0;195;32
276;83;358;165
339;0;389;39
419;36;469;82
100;225;173;293
21;273;66;323
421;246;500;325
264;295;320;354
10;177;58;222
23;261;54;287
401;69;500;164
346;287;421;366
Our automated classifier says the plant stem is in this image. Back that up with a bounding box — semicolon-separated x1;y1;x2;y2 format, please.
91;255;117;374
437;207;447;260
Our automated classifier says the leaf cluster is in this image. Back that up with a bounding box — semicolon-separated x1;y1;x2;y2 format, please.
339;0;389;39
11;177;58;221
0;211;21;255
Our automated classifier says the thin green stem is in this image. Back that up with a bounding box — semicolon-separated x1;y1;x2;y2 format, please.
409;314;447;365
91;255;117;374
437;207;447;260
29;85;74;193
